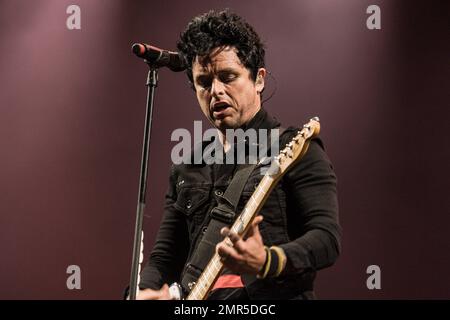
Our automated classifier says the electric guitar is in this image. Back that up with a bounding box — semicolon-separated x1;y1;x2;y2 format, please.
168;116;321;300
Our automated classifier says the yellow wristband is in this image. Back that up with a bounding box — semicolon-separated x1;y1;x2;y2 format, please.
270;246;287;277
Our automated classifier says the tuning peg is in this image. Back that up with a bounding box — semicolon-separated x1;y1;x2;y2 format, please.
287;149;293;158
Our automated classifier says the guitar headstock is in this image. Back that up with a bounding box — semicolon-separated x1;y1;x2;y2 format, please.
269;117;320;176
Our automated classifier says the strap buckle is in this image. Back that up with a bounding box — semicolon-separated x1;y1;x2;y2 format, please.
210;206;235;224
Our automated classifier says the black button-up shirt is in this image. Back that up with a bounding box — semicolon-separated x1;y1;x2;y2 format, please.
139;108;341;299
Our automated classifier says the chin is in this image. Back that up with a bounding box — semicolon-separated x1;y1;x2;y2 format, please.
215;118;240;130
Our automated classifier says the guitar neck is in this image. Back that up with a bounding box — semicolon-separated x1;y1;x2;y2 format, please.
186;174;279;300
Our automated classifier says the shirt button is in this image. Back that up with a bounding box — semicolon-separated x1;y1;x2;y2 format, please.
202;227;207;234
215;190;223;196
186;200;192;209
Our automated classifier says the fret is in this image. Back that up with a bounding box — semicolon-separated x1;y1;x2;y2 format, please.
205;267;212;280
249;195;258;207
256;186;266;197
231;224;240;234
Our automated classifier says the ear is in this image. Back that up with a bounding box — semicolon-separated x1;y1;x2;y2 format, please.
255;68;266;94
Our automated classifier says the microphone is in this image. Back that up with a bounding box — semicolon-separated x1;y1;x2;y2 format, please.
132;43;187;72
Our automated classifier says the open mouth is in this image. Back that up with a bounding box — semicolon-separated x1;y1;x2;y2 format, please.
212;101;230;111
211;102;231;118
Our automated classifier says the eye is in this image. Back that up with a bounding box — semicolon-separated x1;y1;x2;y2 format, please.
196;77;212;90
219;73;237;83
200;81;211;89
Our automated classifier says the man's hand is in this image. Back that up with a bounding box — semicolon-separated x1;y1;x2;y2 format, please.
216;215;267;274
136;284;172;300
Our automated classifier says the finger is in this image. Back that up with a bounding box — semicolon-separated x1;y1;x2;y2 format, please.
217;242;238;261
217;247;244;273
217;243;248;273
229;231;250;254
246;215;264;238
227;229;241;244
220;227;247;253
253;215;264;226
216;242;230;257
220;227;230;237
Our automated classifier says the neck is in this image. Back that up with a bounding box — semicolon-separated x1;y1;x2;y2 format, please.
217;131;231;153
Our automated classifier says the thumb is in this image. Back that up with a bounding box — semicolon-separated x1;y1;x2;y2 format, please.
158;283;171;300
160;283;169;292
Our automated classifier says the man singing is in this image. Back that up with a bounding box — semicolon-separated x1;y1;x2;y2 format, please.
136;9;341;300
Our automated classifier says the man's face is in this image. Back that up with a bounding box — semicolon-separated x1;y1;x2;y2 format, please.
192;47;265;131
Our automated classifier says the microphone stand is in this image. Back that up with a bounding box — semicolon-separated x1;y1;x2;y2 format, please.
129;64;158;300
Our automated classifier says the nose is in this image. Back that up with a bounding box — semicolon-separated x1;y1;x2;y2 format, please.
210;78;225;97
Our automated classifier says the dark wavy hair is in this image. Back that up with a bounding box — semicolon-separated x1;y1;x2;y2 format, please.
177;9;265;86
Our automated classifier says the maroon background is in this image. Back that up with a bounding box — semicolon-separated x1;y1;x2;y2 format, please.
0;0;448;299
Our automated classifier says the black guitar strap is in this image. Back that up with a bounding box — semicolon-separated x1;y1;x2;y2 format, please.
180;163;256;293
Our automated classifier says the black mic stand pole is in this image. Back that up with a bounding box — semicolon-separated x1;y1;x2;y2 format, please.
129;64;158;300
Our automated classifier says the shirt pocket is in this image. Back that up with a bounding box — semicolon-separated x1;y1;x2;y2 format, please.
173;186;210;219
